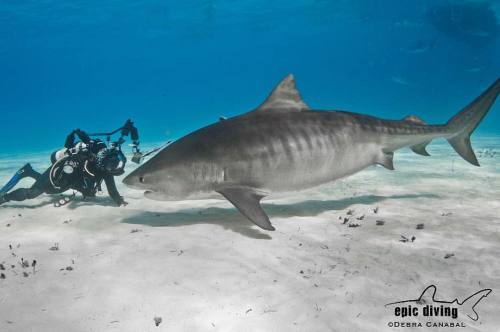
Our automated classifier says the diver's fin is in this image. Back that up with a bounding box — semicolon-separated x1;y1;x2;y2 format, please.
254;74;310;113
402;115;432;156
446;78;500;166
216;186;275;231
377;151;395;170
0;163;37;194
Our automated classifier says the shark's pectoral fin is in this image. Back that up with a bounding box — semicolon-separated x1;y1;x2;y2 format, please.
377;151;395;170
216;186;275;231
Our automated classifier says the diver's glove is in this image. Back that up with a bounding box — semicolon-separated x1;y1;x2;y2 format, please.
115;196;128;207
0;194;9;206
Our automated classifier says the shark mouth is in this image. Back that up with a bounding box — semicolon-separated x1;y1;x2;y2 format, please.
144;190;161;200
144;190;176;201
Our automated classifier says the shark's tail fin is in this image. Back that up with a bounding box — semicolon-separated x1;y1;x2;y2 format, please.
445;78;500;166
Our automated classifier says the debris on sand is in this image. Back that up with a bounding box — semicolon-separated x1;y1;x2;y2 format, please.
376;220;385;226
416;223;425;230
63;219;72;224
348;223;360;228
400;235;416;243
130;229;142;233
441;212;452;217
347;209;354;215
356;215;365;220
0;263;5;270
0;273;5;279
21;258;29;268
444;253;455;259
49;243;59;251
373;207;379;214
154;316;162;327
23;272;29;277
342;217;350;224
245;308;252;314
65;266;73;271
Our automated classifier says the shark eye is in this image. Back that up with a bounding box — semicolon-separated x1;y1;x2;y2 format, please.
139;176;145;183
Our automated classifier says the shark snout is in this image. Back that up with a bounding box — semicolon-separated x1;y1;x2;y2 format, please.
122;173;146;190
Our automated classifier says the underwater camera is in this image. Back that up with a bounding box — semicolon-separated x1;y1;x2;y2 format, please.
131;150;143;164
131;141;172;164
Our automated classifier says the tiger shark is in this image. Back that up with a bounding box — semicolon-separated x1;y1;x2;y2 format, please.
123;75;500;231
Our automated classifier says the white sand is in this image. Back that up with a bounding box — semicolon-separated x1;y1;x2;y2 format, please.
0;137;499;332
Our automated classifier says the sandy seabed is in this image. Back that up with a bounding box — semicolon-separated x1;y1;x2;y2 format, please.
0;136;499;332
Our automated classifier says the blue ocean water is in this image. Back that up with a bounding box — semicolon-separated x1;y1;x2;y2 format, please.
0;0;499;154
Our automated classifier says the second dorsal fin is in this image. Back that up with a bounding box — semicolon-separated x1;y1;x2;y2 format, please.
254;74;310;113
403;115;427;125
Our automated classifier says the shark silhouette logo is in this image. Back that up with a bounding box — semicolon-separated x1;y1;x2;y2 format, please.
386;285;492;321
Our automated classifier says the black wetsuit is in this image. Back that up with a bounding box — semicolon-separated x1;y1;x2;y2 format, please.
1;130;124;206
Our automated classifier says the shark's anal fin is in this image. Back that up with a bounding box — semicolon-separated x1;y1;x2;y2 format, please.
403;115;431;156
377;151;395;170
216;186;275;231
411;142;431;156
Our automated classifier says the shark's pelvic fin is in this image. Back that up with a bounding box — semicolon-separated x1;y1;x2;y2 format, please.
254;74;310;113
446;78;500;166
403;115;431;156
377;151;395;170
216;186;275;231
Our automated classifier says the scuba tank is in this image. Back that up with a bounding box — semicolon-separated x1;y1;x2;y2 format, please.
49;142;89;189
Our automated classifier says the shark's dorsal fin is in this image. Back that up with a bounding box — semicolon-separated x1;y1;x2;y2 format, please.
403;115;427;125
254;74;310;113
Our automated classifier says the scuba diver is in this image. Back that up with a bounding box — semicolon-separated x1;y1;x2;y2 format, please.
0;120;141;207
